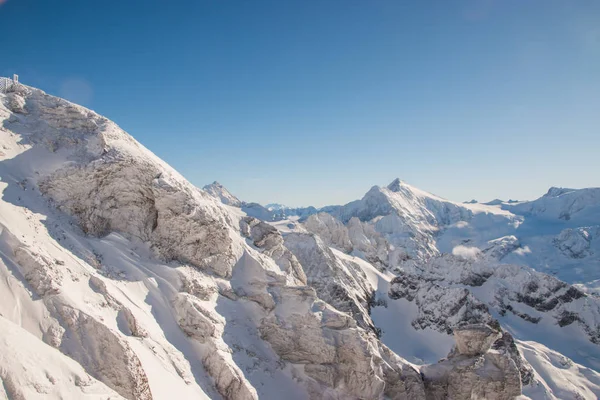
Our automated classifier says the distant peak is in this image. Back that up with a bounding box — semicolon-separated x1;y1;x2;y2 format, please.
387;178;406;192
202;181;242;207
544;187;574;198
483;199;504;206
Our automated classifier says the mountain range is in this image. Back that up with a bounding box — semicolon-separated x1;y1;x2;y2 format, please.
0;82;599;399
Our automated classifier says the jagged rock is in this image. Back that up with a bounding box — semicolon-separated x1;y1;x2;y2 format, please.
284;232;376;332
454;324;501;356
346;216;391;269
240;216;307;285
202;350;258;400
260;285;426;400
117;307;148;338
422;324;521;400
554;226;597;259
13;246;62;296
173;293;220;342
48;301;152;400
304;213;353;253
6;93;27;114
483;236;520;260
492;331;535;386
389;271;493;334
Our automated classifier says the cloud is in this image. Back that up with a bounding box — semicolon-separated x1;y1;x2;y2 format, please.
452;245;481;260
59;78;94;106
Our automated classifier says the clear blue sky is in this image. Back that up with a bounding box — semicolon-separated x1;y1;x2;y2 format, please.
1;0;599;207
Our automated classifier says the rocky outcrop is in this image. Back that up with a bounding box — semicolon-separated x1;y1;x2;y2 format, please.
240;216;307;285
391;253;600;346
346;216;391;269
554;226;598;259
422;324;521;400
389;271;493;334
0;316;125;400
41;163;237;278
259;285;426;399
284;232;376;332
48;301;152;400
13;245;63;296
172;291;258;400
304;213;353;253
482;235;520;260
453;324;501;356
6;92;28;114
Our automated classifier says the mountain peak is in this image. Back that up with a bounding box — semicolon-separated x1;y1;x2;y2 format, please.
202;181;242;207
387;178;406;192
544;187;575;198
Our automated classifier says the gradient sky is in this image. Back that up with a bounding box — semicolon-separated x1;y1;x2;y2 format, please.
1;0;599;207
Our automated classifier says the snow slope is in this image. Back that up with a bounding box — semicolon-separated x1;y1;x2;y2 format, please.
0;316;125;399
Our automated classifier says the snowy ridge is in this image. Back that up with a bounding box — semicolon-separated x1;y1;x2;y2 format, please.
506;187;600;223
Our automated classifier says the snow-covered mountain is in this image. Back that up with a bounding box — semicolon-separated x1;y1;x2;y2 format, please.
1;82;599;400
203;181;243;207
298;178;600;291
293;179;600;397
201;164;600;397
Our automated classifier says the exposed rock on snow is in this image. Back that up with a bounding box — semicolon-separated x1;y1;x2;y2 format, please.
454;323;501;356
240;216;307;285
6;92;27;114
259;284;426;400
0;316;125;400
303;212;353;253
284;232;376;332
482;235;521;260
41;161;238;278
389;270;493;334
554;226;598;259
48;301;152;400
422;324;521;400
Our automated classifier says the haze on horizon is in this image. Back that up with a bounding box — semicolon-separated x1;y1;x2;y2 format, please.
1;0;599;207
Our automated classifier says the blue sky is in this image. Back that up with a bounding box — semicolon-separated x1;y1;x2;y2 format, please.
1;0;599;207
